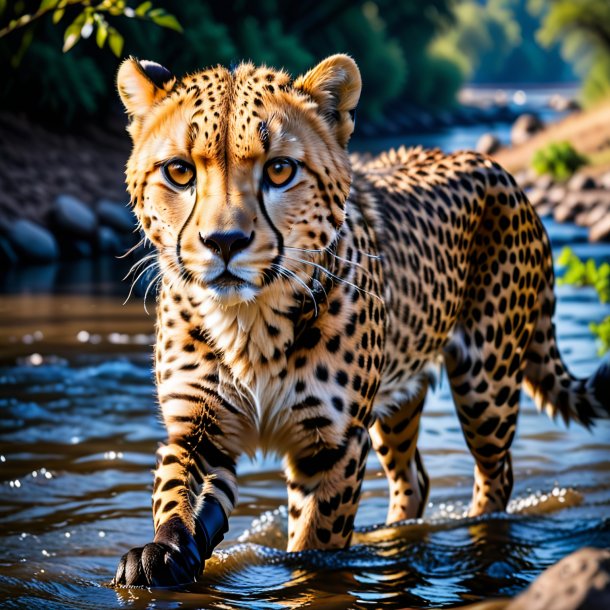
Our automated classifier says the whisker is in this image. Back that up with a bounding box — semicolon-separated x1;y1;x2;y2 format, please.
123;260;159;306
283;255;383;303
117;237;145;259
143;269;163;315
284;245;381;260
271;263;319;318
122;253;158;281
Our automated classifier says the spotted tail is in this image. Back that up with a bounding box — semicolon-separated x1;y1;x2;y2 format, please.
523;293;610;428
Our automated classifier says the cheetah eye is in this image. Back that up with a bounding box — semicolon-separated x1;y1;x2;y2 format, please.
263;158;298;188
162;159;195;189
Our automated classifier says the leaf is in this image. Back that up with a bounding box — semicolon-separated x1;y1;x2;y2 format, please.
62;12;86;53
135;1;152;17
147;8;182;32
108;26;124;57
0;0;6;16
95;21;108;48
39;0;59;11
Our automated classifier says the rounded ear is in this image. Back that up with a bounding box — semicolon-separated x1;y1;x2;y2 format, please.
116;57;175;118
294;54;362;147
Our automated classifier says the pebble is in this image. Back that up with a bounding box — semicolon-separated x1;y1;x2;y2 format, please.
5;219;59;262
96;199;135;234
511;113;544;146
589;213;610;242
476;133;501;155
567;173;597;192
52;194;97;237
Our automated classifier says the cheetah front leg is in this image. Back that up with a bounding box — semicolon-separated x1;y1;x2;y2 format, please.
369;377;430;523
113;363;246;587
284;424;371;550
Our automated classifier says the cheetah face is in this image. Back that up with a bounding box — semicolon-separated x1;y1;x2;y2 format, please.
117;56;361;306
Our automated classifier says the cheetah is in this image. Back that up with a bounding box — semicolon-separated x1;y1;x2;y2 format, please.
112;55;610;587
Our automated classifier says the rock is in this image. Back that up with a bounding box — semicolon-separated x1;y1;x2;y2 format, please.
5;219;59;262
97;226;124;255
546;185;566;206
553;191;600;223
589;210;610;242
511;113;544;146
514;167;536;190
575;202;609;228
52;194;97;237
96;199;135;234
534;174;554;191
0;234;19;266
526;188;548;208
567;173;597;192
477;133;501;155
507;547;610;610
599;172;610;190
548;94;581;112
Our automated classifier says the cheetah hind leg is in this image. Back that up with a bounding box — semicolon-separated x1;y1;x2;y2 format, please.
369;377;430;523
444;327;523;517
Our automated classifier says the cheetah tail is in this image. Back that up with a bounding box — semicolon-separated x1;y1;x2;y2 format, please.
523;335;610;428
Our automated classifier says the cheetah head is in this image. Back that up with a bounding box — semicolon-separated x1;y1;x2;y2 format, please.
117;55;361;306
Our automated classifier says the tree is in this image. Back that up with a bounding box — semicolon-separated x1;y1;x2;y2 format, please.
530;0;610;104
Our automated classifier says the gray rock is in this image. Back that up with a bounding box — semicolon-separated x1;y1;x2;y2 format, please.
511;113;544;146
97;226;124;255
96;199;135;234
568;173;597;192
476;133;501;155
589;209;610;242
534;174;554;191
599;171;610;190
53;194;97;237
507;547;610;610
6;219;59;262
0;234;19;266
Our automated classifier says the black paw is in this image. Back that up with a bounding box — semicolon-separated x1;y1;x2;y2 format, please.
112;539;200;588
112;518;203;588
112;500;228;588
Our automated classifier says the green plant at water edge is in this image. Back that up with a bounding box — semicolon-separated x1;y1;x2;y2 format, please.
557;247;610;354
532;141;588;181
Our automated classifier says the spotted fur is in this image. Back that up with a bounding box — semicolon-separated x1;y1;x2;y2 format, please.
112;55;610;587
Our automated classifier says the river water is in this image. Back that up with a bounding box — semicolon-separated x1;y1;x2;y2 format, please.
1;111;609;609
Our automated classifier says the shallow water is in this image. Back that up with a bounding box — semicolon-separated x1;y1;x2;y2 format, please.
0;217;609;609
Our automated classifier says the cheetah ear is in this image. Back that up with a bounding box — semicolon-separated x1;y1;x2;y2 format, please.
117;57;175;118
294;54;361;147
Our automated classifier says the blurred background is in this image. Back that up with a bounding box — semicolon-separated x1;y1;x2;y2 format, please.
1;2;610;609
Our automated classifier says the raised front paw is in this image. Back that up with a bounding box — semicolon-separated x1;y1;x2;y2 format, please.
112;539;201;588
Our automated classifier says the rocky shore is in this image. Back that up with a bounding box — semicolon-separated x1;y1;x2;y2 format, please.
1;97;609;267
0;112;137;266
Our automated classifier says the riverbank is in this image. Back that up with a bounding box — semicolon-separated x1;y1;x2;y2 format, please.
1;95;609;267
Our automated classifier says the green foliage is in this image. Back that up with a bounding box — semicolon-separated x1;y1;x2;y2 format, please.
589;318;610;356
0;0;181;59
530;0;610;105
557;247;610;355
532;141;588;181
0;0;460;124
557;248;610;302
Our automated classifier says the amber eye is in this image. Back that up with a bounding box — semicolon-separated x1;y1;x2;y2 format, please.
263;158;298;188
162;159;195;188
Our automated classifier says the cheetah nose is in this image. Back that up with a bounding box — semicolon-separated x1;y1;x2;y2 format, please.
199;230;254;264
